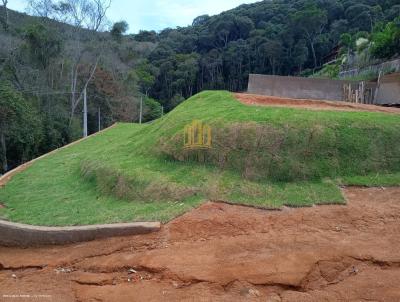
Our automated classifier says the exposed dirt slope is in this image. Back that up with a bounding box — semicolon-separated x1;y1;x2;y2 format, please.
235;93;400;114
0;187;399;301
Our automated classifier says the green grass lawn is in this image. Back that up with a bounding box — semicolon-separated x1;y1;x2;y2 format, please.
340;172;400;187
0;91;399;226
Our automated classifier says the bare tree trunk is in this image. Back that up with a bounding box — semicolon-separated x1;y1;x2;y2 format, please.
59;60;64;89
305;30;318;70
0;131;7;173
69;58;99;127
69;64;78;127
310;40;317;70
92;0;112;31
1;0;9;31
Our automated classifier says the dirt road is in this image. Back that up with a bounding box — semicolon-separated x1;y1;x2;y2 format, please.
235;93;400;114
0;187;399;301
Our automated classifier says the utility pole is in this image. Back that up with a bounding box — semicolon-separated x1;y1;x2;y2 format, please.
83;87;88;137
161;106;164;117
373;70;382;104
98;107;101;131
139;96;143;124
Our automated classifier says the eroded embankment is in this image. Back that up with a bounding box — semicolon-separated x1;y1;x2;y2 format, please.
0;187;399;301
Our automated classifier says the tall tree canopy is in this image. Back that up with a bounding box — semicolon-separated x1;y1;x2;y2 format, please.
139;0;400;106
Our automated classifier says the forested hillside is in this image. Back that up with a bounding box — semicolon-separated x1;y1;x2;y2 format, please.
0;1;159;173
143;0;399;105
0;0;399;173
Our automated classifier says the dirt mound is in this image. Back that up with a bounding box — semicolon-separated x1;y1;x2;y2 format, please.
235;93;400;114
0;187;399;301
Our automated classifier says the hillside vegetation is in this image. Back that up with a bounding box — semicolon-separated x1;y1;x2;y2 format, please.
1;0;400;175
1;91;399;226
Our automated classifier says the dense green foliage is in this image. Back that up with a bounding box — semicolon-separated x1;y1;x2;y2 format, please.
1;91;399;226
143;97;162;122
0;7;156;173
140;0;400;108
0;82;42;172
316;16;400;79
111;21;129;41
371;17;400;58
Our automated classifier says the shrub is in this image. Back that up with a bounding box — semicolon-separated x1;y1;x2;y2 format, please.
158;121;400;182
80;160;196;201
370;17;400;59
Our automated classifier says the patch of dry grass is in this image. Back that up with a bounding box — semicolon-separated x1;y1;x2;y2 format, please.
80;160;196;202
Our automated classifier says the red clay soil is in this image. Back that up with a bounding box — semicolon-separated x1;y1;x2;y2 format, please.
235;93;400;114
0;187;400;301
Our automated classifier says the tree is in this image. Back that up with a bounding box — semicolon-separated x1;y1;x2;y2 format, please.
224;39;250;90
142;97;162;122
370;17;400;58
386;5;400;21
262;39;284;75
89;0;112;31
200;49;223;90
134;30;158;42
344;4;383;32
136;61;157;96
234;16;254;40
28;0;113;129
27;0;53;18
212;15;235;48
0;0;9;31
330;19;349;43
28;0;112;31
29;0;112;132
173;53;199;97
340;33;353;48
0;82;42;173
111;20;128;42
24;22;62;69
291;3;328;69
192;15;210;27
292;39;309;73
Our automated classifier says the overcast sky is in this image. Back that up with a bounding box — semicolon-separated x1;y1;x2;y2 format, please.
7;0;260;33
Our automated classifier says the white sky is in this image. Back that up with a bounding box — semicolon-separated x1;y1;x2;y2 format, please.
7;0;261;33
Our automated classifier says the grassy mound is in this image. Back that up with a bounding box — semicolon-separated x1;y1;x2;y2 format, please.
1;91;399;226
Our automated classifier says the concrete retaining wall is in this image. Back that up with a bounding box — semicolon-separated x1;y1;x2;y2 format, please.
375;73;400;105
0;124;163;247
248;74;354;101
0;220;161;247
